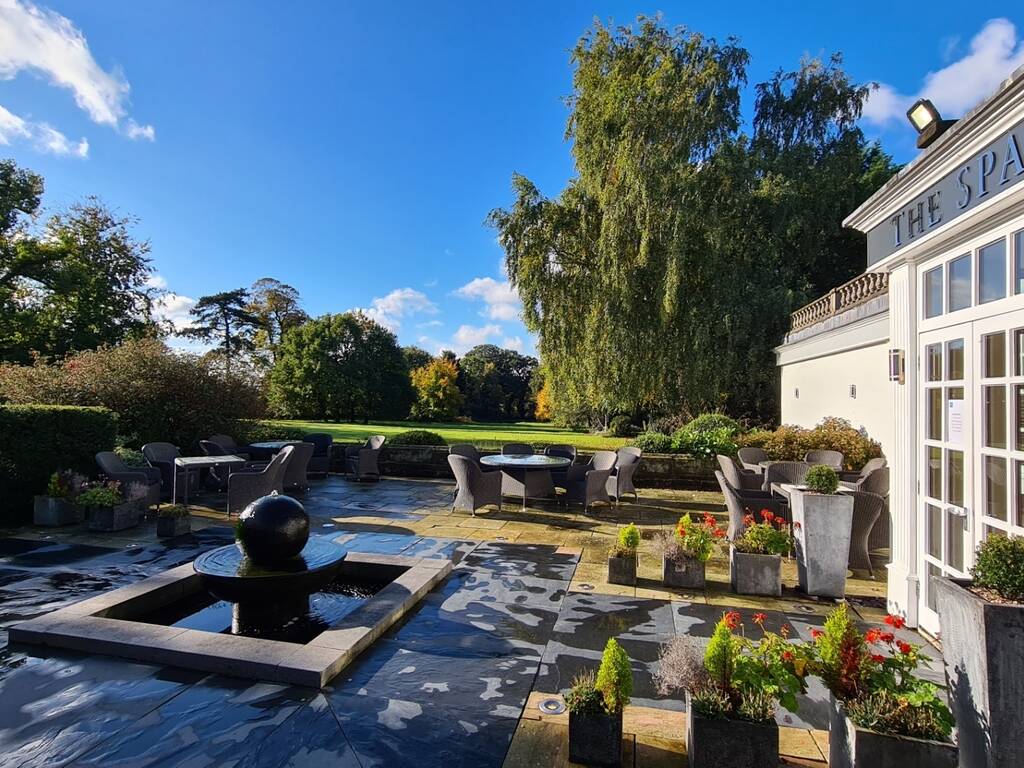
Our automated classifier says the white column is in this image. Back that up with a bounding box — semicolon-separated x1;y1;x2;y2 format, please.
886;262;920;624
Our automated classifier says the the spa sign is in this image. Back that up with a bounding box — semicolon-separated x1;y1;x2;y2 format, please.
866;118;1024;265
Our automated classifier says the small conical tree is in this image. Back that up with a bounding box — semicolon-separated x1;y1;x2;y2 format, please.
595;637;632;714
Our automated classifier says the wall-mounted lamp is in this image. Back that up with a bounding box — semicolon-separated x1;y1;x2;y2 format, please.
849;384;857;399
906;99;956;150
889;349;905;384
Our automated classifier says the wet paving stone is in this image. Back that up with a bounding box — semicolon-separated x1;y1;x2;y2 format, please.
460;542;579;581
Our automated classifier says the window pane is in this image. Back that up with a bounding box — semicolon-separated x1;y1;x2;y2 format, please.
926;562;941;611
1015;230;1024;295
1017;460;1024;527
984;456;1008;521
924;266;943;318
979;239;1006;304
926;343;942;382
947;386;965;444
926;446;942;498
983;332;1006;378
946;449;964;507
1018;385;1024;451
984;386;1007;449
927;504;942;557
946;508;964;572
947;340;964;380
948;254;971;311
1017;329;1024;376
927;389;943;440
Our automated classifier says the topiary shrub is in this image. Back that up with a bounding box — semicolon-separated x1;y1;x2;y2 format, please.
617;523;641;553
804;465;839;495
971;534;1024;602
632;432;674;454
234;420;307;444
607;415;635;437
595;638;633;714
685;412;741;436
0;405;118;524
672;425;738;458
388;429;447;447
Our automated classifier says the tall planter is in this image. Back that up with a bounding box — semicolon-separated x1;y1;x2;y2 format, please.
934;577;1024;768
568;709;622;767
791;490;853;598
608;553;637;586
729;547;781;596
828;696;956;768
685;692;778;768
33;496;81;527
85;502;139;532
663;554;705;589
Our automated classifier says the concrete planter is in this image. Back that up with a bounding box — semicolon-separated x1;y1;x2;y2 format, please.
33;496;81;527
607;553;637;586
568;709;622;767
85;502;139;531
829;696;956;768
729;547;782;596
791;490;853;598
156;516;190;538
934;576;1024;768
663;554;706;589
686;691;778;768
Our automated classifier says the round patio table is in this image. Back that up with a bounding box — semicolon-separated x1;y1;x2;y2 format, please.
480;454;570;512
249;440;300;451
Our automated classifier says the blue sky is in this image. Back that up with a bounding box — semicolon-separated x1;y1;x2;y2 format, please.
2;1;1022;357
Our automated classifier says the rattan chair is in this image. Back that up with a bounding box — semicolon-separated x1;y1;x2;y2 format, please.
804;450;844;470
848;490;885;575
737;446;769;474
345;436;385;481
227;446;291;515
564;450;616;513
303;433;333;476
448;454;503;515
95;452;161;510
607;447;641;503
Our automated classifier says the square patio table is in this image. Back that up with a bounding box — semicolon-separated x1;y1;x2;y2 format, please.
173;455;247;505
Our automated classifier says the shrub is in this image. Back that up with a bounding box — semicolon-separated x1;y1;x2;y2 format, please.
632;432;674;453
389;429;447;447
685;412;741;436
46;469;85;499
595;638;632;714
157;504;190;519
672;426;738;458
733;509;791;556
846;690;952;742
614;523;641;556
0;405;118;523
646;413;691;435
234;420;307;444
565;670;605;716
114;446;146;467
76;483;124;508
737;417;882;470
971;534;1024;602
607;415;634;437
804;465;839;495
0;339;264;452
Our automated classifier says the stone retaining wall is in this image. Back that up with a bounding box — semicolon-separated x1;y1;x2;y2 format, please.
329;445;717;491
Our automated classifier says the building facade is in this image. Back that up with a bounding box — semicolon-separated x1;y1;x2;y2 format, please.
777;66;1024;633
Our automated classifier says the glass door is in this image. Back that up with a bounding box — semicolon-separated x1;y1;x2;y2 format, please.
919;322;973;634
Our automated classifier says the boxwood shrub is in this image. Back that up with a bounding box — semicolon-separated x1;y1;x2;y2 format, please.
234;420;308;444
632;432;674;454
0;405;118;523
389;429;447;447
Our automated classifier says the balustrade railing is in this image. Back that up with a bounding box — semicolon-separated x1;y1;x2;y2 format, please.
789;271;888;333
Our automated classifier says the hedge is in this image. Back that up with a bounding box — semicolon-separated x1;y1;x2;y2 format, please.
233;419;308;444
0;405;118;523
389;429;447;447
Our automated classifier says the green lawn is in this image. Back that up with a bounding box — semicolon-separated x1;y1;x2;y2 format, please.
268;419;629;451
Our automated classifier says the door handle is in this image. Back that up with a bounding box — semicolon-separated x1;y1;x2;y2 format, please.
946;505;970;532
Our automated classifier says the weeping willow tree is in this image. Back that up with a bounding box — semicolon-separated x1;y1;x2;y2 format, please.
489;17;897;424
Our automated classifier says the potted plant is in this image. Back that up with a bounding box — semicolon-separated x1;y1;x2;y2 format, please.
567;637;632;767
608;523;640;586
730;509;790;596
33;470;85;526
811;604;956;768
791;465;853;598
934;534;1024;768
78;480;145;531
156;504;191;537
655;611;809;767
655;513;725;589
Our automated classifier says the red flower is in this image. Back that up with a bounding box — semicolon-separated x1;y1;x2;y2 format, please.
713;528;726;539
782;650;794;662
880;632;895;644
884;614;906;630
865;628;883;644
897;641;912;655
743;514;755;526
760;509;774;521
753;612;767;626
810;628;824;640
703;513;716;526
723;611;741;630
871;654;885;664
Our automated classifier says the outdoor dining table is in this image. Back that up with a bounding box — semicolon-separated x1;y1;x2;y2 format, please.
248;440;300;451
480;454;570;512
172;455;248;505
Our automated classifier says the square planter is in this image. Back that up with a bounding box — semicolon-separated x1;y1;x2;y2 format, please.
608;554;636;586
828;696;956;768
663;554;706;589
729;547;781;596
85;502;140;531
685;691;778;768
791;489;853;598
569;709;623;767
156;516;190;538
33;496;81;527
934;576;1024;768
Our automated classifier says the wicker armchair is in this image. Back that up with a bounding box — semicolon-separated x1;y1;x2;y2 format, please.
544;445;577;488
564;450;616;513
717;455;764;492
344;435;385;481
607;447;641;503
841;461;889;491
142;442;196;500
737;447;769;474
804;450;844;470
448;454;503;515
208;434;251;460
848;491;885;575
502;443;534;456
303;433;333;476
95;452;161;510
716;469;785;541
762;461;811;492
227;446;291;515
282;441;314;491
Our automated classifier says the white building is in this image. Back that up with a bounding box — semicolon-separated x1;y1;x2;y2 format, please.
776;66;1024;633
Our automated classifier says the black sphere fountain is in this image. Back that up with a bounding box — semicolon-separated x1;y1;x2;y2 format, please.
194;493;347;635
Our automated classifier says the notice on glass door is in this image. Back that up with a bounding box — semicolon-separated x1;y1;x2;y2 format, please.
947;399;965;445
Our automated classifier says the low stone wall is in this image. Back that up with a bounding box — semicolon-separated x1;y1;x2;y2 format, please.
329;445;717;491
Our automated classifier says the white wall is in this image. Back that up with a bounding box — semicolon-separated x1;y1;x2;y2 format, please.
777;313;893;461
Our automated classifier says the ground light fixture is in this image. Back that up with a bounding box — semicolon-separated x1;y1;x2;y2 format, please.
538;697;566;715
906;98;956;149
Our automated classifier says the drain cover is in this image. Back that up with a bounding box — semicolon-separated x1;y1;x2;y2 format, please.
494;536;508;541
538;698;566;715
321;523;336;528
577;583;595;591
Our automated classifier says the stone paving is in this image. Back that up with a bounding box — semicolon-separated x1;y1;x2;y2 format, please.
0;476;940;767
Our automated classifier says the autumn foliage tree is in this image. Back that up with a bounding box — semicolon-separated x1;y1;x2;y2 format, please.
409;358;463;421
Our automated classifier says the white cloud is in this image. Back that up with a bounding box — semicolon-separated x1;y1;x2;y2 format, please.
452;323;502;352
416;319;443;329
502;336;524;352
864;18;1024;126
0;104;86;156
455;277;521;322
355;287;438;332
0;0;154;140
152;292;195;333
144;274;168;290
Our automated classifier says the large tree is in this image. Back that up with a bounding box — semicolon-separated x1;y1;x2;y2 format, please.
182;289;257;379
459;344;538;421
246;277;307;367
489;18;897;423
